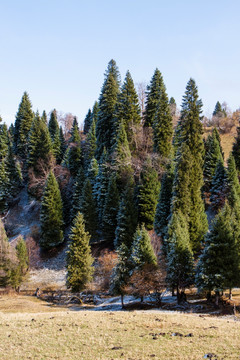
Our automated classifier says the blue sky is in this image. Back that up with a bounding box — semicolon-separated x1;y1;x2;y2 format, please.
0;0;240;125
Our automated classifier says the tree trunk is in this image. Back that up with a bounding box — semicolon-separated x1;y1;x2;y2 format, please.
215;291;220;307
229;288;232;300
206;291;211;303
177;286;180;304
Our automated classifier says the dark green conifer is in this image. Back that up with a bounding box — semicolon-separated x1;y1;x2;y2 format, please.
83;109;92;134
96;60;120;158
154;162;174;242
153;81;173;157
144;69;164;127
0;123;9;160
28;113;53;173
11;237;29;290
91;101;99;126
71;166;85;221
210;160;227;211
14;92;34;157
68;118;82;176
85;120;97;167
80;179;98;240
138;160;160;230
6;145;22;196
213;101;223;116
41;110;48;124
87;158;99;186
111;121;132;176
48;109;59;140
94;151;110;224
59;126;66;163
40;171;64;249
114;179;138;249
196;204;239;295
0;160;9;213
102;174;120;244
232;126;240;172
66;212;94;292
131;225;157;269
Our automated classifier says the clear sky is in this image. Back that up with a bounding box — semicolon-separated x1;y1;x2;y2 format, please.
0;0;240;125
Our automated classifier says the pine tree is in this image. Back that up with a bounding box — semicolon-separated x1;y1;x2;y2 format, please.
114;70;141;146
114;179;138;249
210;160;227;211
196;204;239;296
144;69;164;127
0;160;9;213
102;174;120;244
172;79;208;253
91;101;99;126
66;212;94;292
5;144;22;196
85;120;97;167
80;179;98;240
138;160;160;230
68;118;82;176
52;129;61;164
153;81;173;157
111;121;132;176
227;154;240;207
41;110;48;124
213;101;223;116
94;152;110;224
96;60;120;158
0;123;9;160
131;225;157;269
14;92;34;156
110;242;131;307
83;109;92;134
28;113;53;173
203;128;223;191
40;171;64;249
11;236;29;290
71;166;85;221
87;157;99;186
59;126;66;163
48;109;59;140
154;162;174;242
166;211;195;300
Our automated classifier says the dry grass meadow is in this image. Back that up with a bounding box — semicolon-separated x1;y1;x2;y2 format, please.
0;295;240;360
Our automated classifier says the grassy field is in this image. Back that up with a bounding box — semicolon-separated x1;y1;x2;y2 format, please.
0;296;240;359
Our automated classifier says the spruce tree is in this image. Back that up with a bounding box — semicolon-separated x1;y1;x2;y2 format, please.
153;81;173;157
87;157;99;186
80;179;98;240
138;160;160;230
11;237;29;290
68;118;82;176
144;68;164;127
227;154;240;208
40;171;64;249
41;110;48;124
83;109;92;134
0;160;9;213
154;162;174;242
102;174;120;244
14;92;34;156
94;151;110;224
111;121;132;176
71;166;85;221
196;204;239;296
66;212;94;292
213;101;223;116
6;144;22;197
28;113;53;173
59;126;66;163
85;120;97;168
0;123;9;160
131;225;157;269
232;126;240;172
114;179;138;249
210;160;227;211
52;129;61;164
166;211;195;299
48;109;59;140
96;60;120;158
114;70;141;146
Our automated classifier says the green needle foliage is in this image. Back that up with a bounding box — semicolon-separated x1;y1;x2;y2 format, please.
48;109;59;141
40;171;64;249
80;179;98;241
131;225;157;269
83;109;92;134
144;68;164;127
66;212;94;292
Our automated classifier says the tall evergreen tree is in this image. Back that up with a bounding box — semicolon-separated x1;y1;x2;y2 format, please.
111;121;132;176
11;237;29;290
66;212;94;292
131;225;157;269
154;162;174;241
83;109;92;134
94;151;110;224
153;81;173;157
0;123;9;160
40;171;64;249
166;211;195;300
71;166;85;221
0;160;9;213
114;179;138;249
28;113;53;173
41;110;48;124
196;204;239;297
59;126;66;163
48;109;59;140
102;174;120;244
84;120;97;168
144;69;164;127
232;125;240;173
138;160;160;230
68;118;82;176
80;179;98;240
213;101;223;116
114;70;141;146
91;101;99;126
14;92;34;157
96;60;120;158
210;160;227;211
6;144;22;196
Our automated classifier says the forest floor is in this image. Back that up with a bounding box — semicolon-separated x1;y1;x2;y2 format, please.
0;295;240;359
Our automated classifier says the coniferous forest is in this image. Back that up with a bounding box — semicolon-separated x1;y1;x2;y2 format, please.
1;59;240;306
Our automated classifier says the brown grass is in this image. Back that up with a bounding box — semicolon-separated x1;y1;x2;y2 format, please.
0;295;240;359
